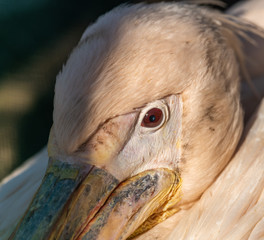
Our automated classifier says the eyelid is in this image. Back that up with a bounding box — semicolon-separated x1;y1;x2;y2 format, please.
138;101;169;132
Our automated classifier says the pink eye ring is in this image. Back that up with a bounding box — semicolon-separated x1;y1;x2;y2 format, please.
141;108;163;128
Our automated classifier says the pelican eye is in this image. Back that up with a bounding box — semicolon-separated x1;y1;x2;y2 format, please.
141;108;163;128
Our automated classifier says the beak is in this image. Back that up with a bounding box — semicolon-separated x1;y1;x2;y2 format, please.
9;157;180;240
10;112;181;239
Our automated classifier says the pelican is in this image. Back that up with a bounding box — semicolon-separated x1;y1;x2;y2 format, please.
0;1;264;239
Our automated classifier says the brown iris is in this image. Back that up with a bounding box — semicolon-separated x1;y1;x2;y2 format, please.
141;108;163;128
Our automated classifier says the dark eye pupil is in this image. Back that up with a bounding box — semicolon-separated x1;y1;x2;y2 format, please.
149;115;156;122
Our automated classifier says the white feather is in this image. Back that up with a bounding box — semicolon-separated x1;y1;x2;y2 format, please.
0;149;48;240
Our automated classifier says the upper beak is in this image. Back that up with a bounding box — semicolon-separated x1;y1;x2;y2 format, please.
10;112;181;240
9;157;180;240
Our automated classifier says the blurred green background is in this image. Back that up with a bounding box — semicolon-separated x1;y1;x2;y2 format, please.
0;0;240;180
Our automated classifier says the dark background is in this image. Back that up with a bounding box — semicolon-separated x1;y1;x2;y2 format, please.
0;0;241;180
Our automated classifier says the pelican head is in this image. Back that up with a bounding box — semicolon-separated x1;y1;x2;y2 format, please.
10;2;247;239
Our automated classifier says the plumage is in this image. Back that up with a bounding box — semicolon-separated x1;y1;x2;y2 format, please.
135;100;264;240
0;149;48;239
0;1;264;239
